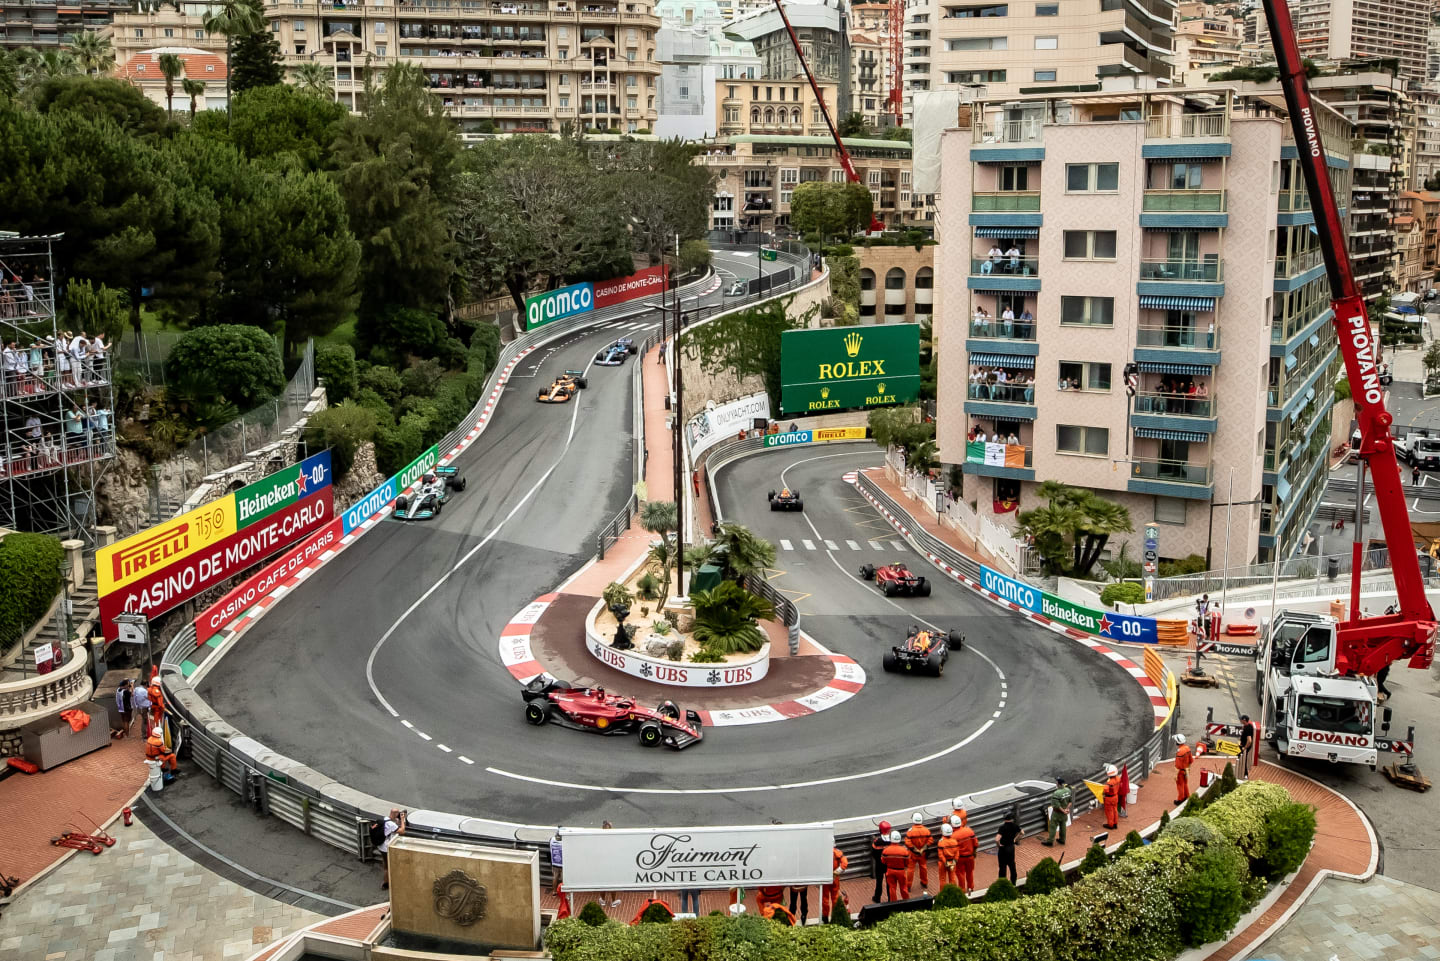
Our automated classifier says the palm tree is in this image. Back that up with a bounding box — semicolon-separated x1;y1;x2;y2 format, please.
690;582;775;654
201;0;262;117
647;539;674;605
710;522;777;581
182;77;206;119
639;500;677;537
66;29;114;76
1017;481;1133;577
14;47;79;100
292;60;332;98
157;51;184;118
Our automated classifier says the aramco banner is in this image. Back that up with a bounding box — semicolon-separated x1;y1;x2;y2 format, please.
524;265;672;330
779;324;921;415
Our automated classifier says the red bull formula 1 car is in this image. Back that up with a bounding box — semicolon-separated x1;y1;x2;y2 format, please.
522;677;704;749
859;561;932;597
767;487;803;511
882;625;962;676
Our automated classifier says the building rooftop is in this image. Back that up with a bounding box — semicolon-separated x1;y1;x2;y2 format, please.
723;133;911;151
118;47;228;81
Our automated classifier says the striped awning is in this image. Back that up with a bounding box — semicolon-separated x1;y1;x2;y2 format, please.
1134;427;1210;442
1308;333;1321;347
1142;223;1221;232
975;227;1040;238
1136;361;1213;375
1138;295;1217;312
1289;404;1302;423
1305;386;1316;403
970;353;1035;368
1284;353;1297;370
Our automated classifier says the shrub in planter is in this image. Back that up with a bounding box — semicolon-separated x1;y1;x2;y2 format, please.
1115;830;1145;858
1160;816;1221;849
689;647;725;663
576;901;608;927
827;896;852;926
1183;790;1206;814
1024;857;1065;896
639;901;674;924
1219;761;1239;796
1175;845;1246;946
932;883;967;908
0;532;65;656
635;572;660;600
1260;802;1317;880
1099;582;1145;607
1198;780;1291;862
1078;843;1109;877
985;878;1019;902
1159;809;1171;832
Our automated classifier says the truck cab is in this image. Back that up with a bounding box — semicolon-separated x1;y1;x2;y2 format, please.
1396;432;1440;470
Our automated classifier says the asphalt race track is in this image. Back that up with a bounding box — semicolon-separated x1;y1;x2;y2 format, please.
201;254;1153;828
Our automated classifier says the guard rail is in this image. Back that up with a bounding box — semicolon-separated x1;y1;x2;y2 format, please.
855;471;983;582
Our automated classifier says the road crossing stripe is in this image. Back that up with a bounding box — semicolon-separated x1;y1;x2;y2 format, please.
802;539;815;550
869;540;884;550
889;539;906;551
846;540;861;550
824;539;839;550
780;539;794;551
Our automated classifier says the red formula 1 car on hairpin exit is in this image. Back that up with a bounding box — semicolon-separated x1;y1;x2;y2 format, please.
859;561;932;597
521;677;704;749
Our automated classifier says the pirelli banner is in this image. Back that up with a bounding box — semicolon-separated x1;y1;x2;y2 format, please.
779;324;921;415
98;451;333;641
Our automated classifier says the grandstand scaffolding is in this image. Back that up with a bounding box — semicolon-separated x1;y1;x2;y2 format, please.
0;233;116;542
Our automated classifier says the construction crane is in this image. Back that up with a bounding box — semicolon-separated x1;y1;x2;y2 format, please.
770;0;886;232
888;0;903;126
1248;0;1436;789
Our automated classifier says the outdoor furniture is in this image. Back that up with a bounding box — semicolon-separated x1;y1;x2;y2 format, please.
19;701;110;772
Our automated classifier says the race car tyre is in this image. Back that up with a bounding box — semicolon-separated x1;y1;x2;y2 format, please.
882;650;899;674
638;723;662;747
770;500;779;511
793;500;803;511
948;630;964;651
455;477;468;491
595;352;605;361
525;702;549;726
860;564;876;580
927;650;945;677
628;344;638;354
395;494;410;513
917;579;931;597
767;490;776;501
575;377;588;389
883;581;898;597
433;499;443;515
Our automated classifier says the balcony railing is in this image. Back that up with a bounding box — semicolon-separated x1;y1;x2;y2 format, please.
1145;111;1229;139
967;382;1037;404
1135;325;1220;350
964;444;1033;468
1277;190;1311;211
1138;259;1223;282
1131;457;1212;485
1134;392;1215;418
971;257;1039;277
973;118;1043;145
1274;248;1323;277
972;191;1041;212
1141;189;1226;212
969;318;1037;341
1267;347;1333;407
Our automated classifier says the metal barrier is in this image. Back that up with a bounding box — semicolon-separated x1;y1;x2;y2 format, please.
742;573;800;656
855;471;983;582
595;493;639;561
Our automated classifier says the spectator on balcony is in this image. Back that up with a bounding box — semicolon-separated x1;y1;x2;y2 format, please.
69;331;90;386
972;306;989;334
1000;305;1015;336
1058;375;1069;391
2;340;17;397
24;413;41;442
1004;246;1021;273
27;338;46;392
1005;432;1020;446
987;244;1003;268
1017;306;1034;339
55;332;73;389
64;406;84;456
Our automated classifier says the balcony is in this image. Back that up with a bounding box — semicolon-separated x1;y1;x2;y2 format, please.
1145;112;1229;140
1135;325;1220;351
968;318;1037;341
1132;391;1217;433
1127;457;1214;499
972;118;1044;145
1274;248;1323;277
1142;189;1226;212
1139;259;1223;283
964;442;1034;480
972;191;1040;212
968;257;1040;293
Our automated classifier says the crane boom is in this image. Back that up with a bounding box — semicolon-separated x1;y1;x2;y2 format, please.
1261;0;1436;675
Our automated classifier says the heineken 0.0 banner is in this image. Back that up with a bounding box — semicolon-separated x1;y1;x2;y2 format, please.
979;565;1159;644
779;325;921;415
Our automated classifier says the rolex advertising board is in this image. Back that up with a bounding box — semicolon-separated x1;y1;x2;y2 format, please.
779;325;921;415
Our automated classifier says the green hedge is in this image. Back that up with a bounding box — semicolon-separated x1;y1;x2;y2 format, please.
0;533;65;653
544;782;1312;961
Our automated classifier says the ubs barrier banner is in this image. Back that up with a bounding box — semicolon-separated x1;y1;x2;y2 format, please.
685;392;771;459
979;564;1159;645
558;824;834;891
100;488;334;640
779;324;921;415
194;517;342;645
763;426;868;448
342;443;440;535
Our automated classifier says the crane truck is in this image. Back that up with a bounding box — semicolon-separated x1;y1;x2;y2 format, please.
1248;0;1436;789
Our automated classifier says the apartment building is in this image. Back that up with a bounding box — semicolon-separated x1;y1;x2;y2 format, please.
1398;190;1440;293
703;131;915;231
118;47;229;113
1415;89;1440;191
724;0;849;115
926;0;1176;99
654;0;759;139
114;0;664;136
937;87;1351;565
1291;0;1431;89
850;29;891;128
1171;2;1248;86
0;0;130;49
111;2;225;67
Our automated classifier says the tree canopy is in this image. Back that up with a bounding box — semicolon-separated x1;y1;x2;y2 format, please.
789;180;872;242
1017;481;1134;577
682;296;810;417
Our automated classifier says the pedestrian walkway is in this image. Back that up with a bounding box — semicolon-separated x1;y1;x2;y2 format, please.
1243;873;1440;961
0;814;320;961
861;467;1005;571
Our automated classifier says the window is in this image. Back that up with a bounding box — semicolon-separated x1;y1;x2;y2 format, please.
885;268;905;289
626;75;637;87
867;169;881;187
1059;296;1114;326
1164;162;1203;189
1035;35;1057;49
724;107;738;122
945;36;1006;50
376;43;386;56
1057;361;1111;391
195;28;205;38
1063;230;1117;259
830;168;847;183
714;195;733;212
560;95;570;107
627;95;637;108
728;85;737;98
294;18;305;30
1035;2;1058;12
947;70;1006;83
374;22;385;33
1066;163;1119;192
946;3;1008;17
558;47;568;58
295;44;305;54
1033;69;1056;81
998;165;1028;190
134;27;144;37
1056;425;1109;456
1155;497;1187;525
164;27;174;37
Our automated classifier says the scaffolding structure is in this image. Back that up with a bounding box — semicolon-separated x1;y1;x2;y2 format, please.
0;233;116;542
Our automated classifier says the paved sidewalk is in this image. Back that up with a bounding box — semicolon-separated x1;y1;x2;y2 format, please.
1243;874;1440;961
863;467;1005;571
0;814;320;961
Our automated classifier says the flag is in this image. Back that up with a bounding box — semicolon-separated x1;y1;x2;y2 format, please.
1083;779;1106;804
966;441;984;463
1119;764;1131;803
1004;444;1026;467
984;442;1005;466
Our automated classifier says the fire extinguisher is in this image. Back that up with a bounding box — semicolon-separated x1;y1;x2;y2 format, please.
122;807;133;827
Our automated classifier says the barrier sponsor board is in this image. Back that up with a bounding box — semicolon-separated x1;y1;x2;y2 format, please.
100;489;334;640
342;443;439;535
588;638;769;688
594;265;669;309
98;498;237;596
194;518;343;644
763;426;867;448
764;430;811;447
235;451;332;528
779;325;921;415
525;282;594;330
558;824;834;891
979;565;1159;644
685;392;771;459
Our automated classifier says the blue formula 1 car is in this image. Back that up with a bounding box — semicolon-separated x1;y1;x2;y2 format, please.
594;338;637;366
393;465;466;521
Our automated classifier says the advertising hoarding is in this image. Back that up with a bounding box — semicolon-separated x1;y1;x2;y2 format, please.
100;489;334;640
98;498;237;596
525;282;594;330
194;518;343;644
763;426;867;448
558;824;834;891
594;265;669;309
342;443;439;535
978;565;1158;644
235;451;332;527
684;392;771;459
779;325;921;415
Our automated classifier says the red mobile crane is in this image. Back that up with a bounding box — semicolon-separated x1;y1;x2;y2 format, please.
1247;0;1435;787
887;0;903;126
770;0;886;233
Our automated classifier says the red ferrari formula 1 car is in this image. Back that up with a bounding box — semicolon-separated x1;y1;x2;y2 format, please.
859;561;932;597
521;677;704;749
